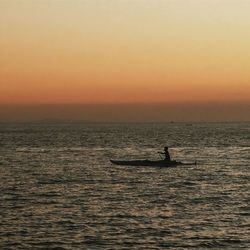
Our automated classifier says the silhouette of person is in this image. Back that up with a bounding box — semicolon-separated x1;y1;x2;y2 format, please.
160;146;171;161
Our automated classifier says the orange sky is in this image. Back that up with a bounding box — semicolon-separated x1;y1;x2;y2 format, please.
0;0;250;120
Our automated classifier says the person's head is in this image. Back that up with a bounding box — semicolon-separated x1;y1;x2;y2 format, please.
164;146;168;151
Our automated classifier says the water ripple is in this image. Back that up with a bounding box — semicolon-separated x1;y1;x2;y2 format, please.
0;122;249;249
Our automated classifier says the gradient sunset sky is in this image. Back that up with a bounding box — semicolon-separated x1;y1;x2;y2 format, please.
0;0;250;121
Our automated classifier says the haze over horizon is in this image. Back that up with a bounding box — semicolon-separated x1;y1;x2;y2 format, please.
0;102;249;122
1;0;250;121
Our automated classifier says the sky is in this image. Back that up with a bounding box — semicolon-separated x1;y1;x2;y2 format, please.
0;0;250;121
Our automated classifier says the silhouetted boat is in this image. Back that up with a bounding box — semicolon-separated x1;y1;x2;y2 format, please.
110;159;196;167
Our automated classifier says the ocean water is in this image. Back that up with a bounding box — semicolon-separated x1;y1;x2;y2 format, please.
0;122;249;249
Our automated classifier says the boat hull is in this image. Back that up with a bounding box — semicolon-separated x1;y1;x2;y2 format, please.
110;159;195;167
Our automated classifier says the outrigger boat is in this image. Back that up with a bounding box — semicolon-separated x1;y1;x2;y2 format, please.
110;159;196;167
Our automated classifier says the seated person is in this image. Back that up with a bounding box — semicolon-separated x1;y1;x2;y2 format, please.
159;146;171;161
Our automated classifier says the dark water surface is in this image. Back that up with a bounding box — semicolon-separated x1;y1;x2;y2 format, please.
0;122;249;249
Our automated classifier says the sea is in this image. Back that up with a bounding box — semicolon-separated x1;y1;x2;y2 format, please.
0;122;249;249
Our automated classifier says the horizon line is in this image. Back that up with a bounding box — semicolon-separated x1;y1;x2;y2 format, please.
1;100;250;106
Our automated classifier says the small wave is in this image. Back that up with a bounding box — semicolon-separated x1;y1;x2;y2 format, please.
197;238;242;248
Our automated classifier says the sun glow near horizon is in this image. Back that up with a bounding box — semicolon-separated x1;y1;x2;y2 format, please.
1;0;250;109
